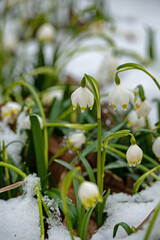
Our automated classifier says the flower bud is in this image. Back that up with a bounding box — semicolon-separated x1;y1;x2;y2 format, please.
36;23;56;43
78;181;102;209
71;86;94;112
126;144;143;166
152;137;160;159
108;84;135;110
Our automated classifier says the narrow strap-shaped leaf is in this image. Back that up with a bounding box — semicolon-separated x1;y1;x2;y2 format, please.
113;222;134;238
80;206;95;240
30;115;46;181
54;159;74;171
77;152;96;183
133;165;160;194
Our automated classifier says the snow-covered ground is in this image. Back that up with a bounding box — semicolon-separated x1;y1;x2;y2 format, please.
0;174;160;240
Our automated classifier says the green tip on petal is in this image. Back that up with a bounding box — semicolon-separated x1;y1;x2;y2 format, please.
81;107;86;112
113;104;117;110
89;105;93;110
134;98;136;103
122;104;127;110
73;105;76;110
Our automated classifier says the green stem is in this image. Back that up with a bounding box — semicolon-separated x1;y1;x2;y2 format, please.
117;63;160;90
0;162;27;178
97;118;102;192
144;201;160;240
3;143;11;198
45;122;97;131
35;185;45;240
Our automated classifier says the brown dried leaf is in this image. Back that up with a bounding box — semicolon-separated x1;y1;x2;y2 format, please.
0;180;28;193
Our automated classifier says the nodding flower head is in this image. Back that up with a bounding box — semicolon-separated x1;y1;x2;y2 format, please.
152;137;160;159
126;144;143;167
71;86;94;112
36;23;56;43
68;131;86;150
136;99;151;118
127;110;146;128
1;102;21;124
108;84;135;110
78;181;102;209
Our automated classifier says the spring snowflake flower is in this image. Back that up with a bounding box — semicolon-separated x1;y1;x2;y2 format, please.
78;181;102;209
71;86;94;112
36;23;56;43
127;110;145;128
108;84;135;110
42;88;63;106
68;131;86;149
152;137;160;159
1;102;21;124
126;144;143;166
23;114;43;130
136;99;151;118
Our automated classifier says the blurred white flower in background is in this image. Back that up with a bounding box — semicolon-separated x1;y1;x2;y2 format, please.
108;84;135;110
96;55;118;85
71;86;94;112
3;34;19;53
127;110;146;128
23;114;43;130
67;131;86;150
1;102;21;124
136;99;151;118
36;23;56;43
152;137;160;159
41;88;63;106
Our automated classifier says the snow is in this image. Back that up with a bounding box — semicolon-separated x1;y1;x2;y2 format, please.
91;181;160;240
0;122;26;166
0;174;41;240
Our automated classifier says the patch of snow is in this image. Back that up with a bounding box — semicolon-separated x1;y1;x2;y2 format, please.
0;174;41;240
91;180;160;240
0;122;26;166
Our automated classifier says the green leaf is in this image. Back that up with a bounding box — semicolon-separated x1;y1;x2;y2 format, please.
61;167;80;239
113;222;134;238
77;152;96;183
80;206;95;240
133;165;160;194
30;115;46;182
54;159;74;171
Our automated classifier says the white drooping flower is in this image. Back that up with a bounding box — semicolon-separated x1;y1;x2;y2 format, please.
127;110;146;128
23;114;43;130
71;87;94;112
152;137;160;159
136;99;151;118
3;34;18;53
36;23;56;43
1;102;21;124
68;131;86;149
78;181;102;209
42;88;63;106
108;84;135;110
126;144;143;166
